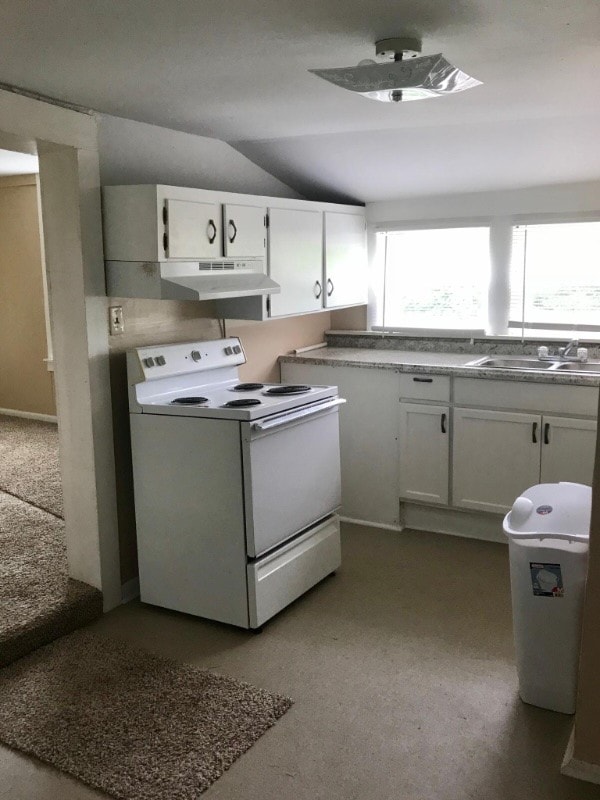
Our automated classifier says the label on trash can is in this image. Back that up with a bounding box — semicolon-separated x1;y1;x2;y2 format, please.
530;562;564;597
536;504;553;515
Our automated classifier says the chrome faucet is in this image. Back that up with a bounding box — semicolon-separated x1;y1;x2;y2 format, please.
538;338;587;363
558;339;580;360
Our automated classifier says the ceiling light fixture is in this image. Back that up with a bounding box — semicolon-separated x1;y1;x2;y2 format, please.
309;37;482;103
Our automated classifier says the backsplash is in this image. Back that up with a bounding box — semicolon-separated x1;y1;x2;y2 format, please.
325;331;600;359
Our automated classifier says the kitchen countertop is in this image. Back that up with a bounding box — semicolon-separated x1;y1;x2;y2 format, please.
280;348;600;387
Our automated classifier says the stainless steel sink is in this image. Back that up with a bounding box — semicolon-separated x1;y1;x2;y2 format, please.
466;356;600;373
466;357;556;370
554;362;600;373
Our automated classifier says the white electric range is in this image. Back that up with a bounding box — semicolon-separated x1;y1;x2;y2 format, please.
127;337;343;629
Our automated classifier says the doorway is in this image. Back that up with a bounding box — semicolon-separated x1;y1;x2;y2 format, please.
0;90;121;617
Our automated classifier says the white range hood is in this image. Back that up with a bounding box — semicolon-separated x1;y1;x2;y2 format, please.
105;257;280;301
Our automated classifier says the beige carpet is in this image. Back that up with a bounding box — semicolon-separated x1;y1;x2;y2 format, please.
0;629;293;800
0;413;63;518
0;491;102;667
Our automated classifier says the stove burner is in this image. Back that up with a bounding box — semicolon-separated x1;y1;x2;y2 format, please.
223;398;262;408
264;384;312;395
171;396;209;405
231;383;265;392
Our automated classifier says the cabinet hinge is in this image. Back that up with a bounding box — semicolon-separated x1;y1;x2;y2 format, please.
266;295;271;315
162;204;168;225
264;213;269;228
163;232;168;254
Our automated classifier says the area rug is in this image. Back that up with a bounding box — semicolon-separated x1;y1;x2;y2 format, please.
0;629;293;799
0;491;102;667
0;413;63;517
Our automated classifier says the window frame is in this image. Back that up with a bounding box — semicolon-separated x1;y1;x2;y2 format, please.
371;212;600;340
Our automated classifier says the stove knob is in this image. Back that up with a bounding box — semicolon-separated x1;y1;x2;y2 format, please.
233;345;242;354
143;357;155;368
224;346;234;356
155;355;166;366
191;350;202;362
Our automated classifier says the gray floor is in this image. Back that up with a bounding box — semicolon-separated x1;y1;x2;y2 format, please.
1;523;598;800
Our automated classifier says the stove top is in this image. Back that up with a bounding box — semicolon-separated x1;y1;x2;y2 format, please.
230;383;264;392
128;338;338;421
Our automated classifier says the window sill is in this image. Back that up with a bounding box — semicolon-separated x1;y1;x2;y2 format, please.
333;328;600;345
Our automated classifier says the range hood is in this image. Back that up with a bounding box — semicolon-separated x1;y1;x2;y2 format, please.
105;257;280;302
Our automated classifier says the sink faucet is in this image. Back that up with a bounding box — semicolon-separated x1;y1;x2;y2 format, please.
558;338;580;360
538;338;587;363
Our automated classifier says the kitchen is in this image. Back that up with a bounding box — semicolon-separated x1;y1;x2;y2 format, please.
1;2;600;798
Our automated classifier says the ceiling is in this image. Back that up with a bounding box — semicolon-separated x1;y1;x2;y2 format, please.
1;0;599;202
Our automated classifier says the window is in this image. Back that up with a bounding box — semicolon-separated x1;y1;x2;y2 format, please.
373;218;600;337
375;227;490;330
509;221;600;334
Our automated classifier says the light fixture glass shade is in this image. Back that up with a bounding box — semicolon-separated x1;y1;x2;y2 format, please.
309;53;482;102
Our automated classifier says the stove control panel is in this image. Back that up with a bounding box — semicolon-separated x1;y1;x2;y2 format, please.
134;337;246;381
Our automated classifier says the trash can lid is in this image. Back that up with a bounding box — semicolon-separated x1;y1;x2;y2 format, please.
503;482;591;541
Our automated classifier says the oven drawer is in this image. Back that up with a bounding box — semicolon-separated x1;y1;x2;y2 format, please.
247;516;341;628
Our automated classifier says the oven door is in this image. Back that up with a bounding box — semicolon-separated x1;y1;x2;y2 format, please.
241;398;344;557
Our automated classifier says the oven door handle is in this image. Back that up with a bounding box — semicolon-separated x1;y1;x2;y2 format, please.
252;398;346;431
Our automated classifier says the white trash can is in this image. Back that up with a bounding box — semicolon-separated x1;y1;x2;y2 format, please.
503;482;591;714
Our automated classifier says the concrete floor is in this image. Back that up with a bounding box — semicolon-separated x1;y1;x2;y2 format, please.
1;523;598;800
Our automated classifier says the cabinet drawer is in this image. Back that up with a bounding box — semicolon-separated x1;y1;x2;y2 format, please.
247;516;341;628
399;373;450;402
454;377;599;416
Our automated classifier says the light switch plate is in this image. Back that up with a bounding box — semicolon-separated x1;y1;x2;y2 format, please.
109;305;124;335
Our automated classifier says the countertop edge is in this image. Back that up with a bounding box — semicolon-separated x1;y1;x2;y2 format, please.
279;351;600;387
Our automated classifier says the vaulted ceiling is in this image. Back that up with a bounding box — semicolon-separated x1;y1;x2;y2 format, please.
1;0;599;202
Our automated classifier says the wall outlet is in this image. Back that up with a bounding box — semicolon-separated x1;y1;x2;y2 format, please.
109;305;124;335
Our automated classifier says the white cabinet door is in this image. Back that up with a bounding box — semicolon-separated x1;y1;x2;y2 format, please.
164;198;221;259
268;207;323;316
281;363;401;528
540;416;597;486
399;403;449;505
453;408;541;514
223;203;266;259
323;211;367;308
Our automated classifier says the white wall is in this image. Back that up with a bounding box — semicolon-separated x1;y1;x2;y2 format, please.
367;180;600;225
97;114;301;197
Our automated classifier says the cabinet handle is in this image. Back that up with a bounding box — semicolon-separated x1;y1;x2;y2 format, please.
413;377;433;383
314;280;322;299
207;219;217;244
441;413;447;434
532;421;538;444
327;278;334;297
228;219;237;243
544;422;550;445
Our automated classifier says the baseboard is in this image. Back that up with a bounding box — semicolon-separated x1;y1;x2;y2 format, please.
339;516;404;532
121;577;140;604
561;728;600;785
0;407;57;423
401;503;507;543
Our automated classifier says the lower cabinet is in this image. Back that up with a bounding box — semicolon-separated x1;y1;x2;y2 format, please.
539;416;597;485
283;361;598;528
398;402;449;505
452;409;541;514
453;408;597;514
281;362;401;527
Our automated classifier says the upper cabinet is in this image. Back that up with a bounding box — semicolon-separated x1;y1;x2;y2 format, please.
268;207;323;317
323;211;368;309
222;203;267;259
102;184;367;318
164;199;222;259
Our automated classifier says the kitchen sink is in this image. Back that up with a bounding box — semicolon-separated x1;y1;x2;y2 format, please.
554;362;600;373
466;357;556;370
466;356;600;373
